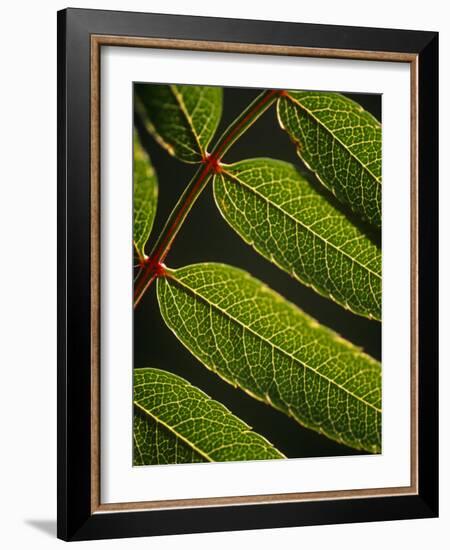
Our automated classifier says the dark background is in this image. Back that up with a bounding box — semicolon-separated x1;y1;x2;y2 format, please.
134;85;381;459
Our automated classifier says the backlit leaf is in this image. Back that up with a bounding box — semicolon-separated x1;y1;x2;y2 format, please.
134;367;285;465
136;84;223;163
277;91;381;228
157;263;381;453
214;158;381;320
133;131;158;260
134;407;202;466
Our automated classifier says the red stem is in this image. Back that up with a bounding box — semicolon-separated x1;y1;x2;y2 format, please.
134;89;281;307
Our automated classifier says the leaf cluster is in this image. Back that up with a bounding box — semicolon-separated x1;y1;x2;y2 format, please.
133;84;382;462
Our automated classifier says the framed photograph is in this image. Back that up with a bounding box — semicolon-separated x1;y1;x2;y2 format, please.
57;8;438;541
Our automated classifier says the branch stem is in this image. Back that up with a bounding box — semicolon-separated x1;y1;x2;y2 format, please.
134;89;280;307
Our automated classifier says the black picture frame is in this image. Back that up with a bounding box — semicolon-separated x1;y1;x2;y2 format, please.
57;7;438;541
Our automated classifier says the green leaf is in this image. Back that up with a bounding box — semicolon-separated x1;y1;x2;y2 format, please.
214;158;381;320
134;367;285;465
277;91;382;228
136;84;223;163
157;264;381;453
133;131;158;260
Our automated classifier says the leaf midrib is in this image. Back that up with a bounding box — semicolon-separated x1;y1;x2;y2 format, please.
170;85;204;159
283;93;381;185
219;167;381;281
165;272;381;413
133;401;213;462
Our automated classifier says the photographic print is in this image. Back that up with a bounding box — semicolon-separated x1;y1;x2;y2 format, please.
58;9;438;539
132;83;382;465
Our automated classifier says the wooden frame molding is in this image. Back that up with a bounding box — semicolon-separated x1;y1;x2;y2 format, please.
58;9;437;540
90;34;419;515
